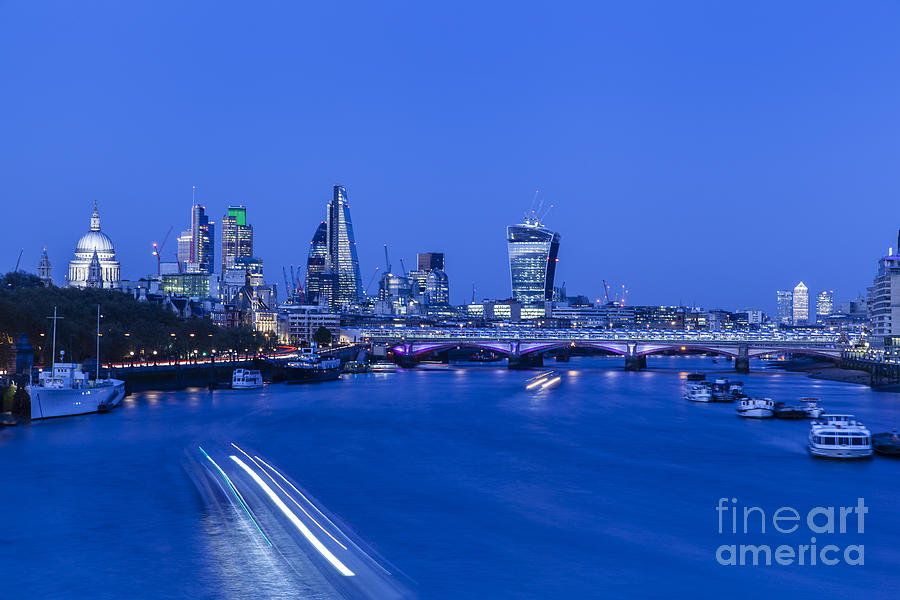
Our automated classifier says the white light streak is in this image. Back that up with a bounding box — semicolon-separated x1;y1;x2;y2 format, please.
230;455;355;577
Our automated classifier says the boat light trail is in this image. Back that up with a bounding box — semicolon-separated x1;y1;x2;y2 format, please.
230;456;356;577
525;377;548;389
230;443;347;550
198;446;271;547
541;376;561;389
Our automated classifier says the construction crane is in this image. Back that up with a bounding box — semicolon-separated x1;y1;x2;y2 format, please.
289;265;297;293
602;280;612;305
364;266;381;297
399;257;407;278
151;226;174;276
13;248;24;272
283;267;293;300
174;252;182;273
383;243;392;273
471;282;476;304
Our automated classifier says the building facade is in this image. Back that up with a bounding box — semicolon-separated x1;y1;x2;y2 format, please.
326;185;363;307
507;219;560;305
38;248;52;285
190;203;215;274
816;290;834;322
67;201;121;289
867;240;900;351
221;205;253;273
305;221;330;306
278;305;341;346
792;282;809;325
776;290;793;325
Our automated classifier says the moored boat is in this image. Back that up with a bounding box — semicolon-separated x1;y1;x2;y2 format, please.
872;431;900;456
370;361;398;373
808;415;873;459
773;402;809;419
231;368;263;390
684;383;712;402
800;397;824;418
736;397;775;418
283;347;341;384
686;372;706;382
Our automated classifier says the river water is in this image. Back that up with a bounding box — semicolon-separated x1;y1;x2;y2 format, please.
2;356;899;599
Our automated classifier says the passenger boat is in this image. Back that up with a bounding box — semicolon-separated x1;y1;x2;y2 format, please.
872;430;900;456
342;361;370;374
283;347;342;384
231;368;263;390
28;306;125;420
808;415;873;459
726;381;744;401
686;372;706;382
709;378;736;402
370;361;398;373
684;383;712;402
736;397;775;418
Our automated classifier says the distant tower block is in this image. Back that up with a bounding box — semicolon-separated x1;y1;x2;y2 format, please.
38;247;52;285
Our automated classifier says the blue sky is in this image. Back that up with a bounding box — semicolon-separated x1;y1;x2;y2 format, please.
1;1;898;310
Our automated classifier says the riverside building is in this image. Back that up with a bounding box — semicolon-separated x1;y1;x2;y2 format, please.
867;231;900;356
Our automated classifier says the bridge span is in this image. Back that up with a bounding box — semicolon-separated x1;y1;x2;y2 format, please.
360;328;849;372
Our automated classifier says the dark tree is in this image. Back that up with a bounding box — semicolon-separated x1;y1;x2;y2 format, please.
313;326;332;347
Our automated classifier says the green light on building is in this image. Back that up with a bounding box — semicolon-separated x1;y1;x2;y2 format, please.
227;206;247;227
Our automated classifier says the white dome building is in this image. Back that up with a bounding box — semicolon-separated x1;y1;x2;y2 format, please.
67;201;121;289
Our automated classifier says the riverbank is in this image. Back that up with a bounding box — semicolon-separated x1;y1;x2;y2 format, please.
772;359;871;386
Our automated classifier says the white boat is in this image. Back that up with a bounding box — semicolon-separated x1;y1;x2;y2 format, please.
28;306;125;420
684;383;712;402
370;361;398;373
801;397;825;418
736;397;775;418
231;368;263;390
29;362;125;419
808;415;873;459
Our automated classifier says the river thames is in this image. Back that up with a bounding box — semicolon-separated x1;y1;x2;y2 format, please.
2;356;899;599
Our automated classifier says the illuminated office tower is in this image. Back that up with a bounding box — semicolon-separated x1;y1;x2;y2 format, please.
221;205;254;273
507;217;560;305
792;282;809;325
190;203;215;274
176;229;192;267
305;221;331;306
816;290;834;322
326;185;363;307
776;290;793;325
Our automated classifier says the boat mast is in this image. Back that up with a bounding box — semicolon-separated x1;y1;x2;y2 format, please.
96;304;101;380
47;306;63;371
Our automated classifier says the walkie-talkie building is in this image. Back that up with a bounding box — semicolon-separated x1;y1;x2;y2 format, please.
326;185;363;307
507;219;560;305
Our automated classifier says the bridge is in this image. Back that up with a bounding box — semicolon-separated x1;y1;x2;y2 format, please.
360;328;849;372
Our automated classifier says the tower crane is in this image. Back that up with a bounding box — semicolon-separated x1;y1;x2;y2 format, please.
399;258;407;278
602;280;612;306
383;243;392;273
283;267;293;300
365;266;381;297
13;248;24;272
151;226;174;276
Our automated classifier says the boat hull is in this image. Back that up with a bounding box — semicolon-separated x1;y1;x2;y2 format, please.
283;366;341;384
737;408;774;418
808;445;873;459
28;380;125;420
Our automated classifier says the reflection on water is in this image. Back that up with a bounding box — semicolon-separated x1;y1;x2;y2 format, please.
1;356;899;598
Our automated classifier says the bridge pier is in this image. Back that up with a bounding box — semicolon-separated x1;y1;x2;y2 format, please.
734;344;750;374
508;353;543;369
624;354;646;371
553;348;571;363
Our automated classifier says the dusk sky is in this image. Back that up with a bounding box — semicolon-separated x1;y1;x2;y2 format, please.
2;1;898;311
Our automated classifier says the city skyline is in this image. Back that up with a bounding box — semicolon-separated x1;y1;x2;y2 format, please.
3;2;899;308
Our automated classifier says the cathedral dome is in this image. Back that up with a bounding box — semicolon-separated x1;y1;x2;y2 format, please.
76;230;115;254
73;201;116;256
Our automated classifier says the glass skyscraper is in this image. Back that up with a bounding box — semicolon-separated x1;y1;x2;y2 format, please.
776;290;793;325
190;203;215;274
221;205;253;274
326;185;363;307
792;281;809;325
305;221;330;306
507;219;560;305
816;290;834;322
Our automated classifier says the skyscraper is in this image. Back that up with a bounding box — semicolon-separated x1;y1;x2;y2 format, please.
507;217;560;305
867;238;900;351
792;282;809;325
776;290;793;325
417;252;444;272
221;205;254;273
190;203;215;274
305;221;331;306
176;230;192;268
816;290;834;322
326;185;363;307
409;252;450;304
